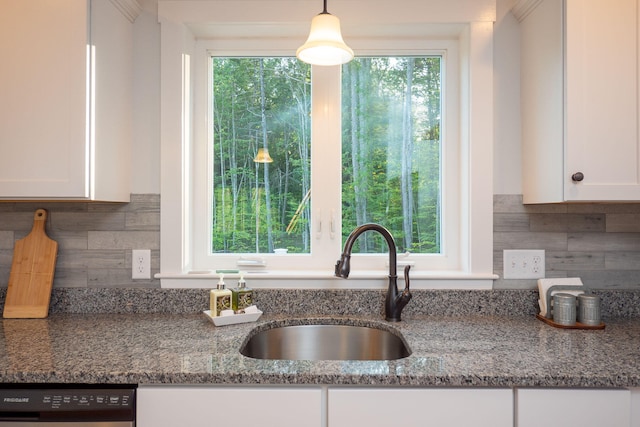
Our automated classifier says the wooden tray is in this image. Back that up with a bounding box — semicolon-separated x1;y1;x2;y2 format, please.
536;314;605;330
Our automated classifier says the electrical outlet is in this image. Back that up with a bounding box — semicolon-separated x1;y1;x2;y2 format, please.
132;249;151;279
503;249;545;279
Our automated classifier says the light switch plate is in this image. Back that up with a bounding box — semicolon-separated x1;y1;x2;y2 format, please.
503;249;545;279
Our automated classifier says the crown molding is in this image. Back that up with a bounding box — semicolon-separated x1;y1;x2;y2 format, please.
511;0;544;22
108;0;142;23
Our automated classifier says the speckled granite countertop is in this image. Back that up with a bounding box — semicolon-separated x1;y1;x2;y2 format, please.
1;312;639;388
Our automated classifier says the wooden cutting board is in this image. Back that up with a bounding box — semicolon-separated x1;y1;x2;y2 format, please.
3;209;58;318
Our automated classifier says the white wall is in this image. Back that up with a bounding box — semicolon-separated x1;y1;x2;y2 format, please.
130;0;522;196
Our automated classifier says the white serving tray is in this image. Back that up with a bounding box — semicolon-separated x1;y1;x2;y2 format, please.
203;309;262;326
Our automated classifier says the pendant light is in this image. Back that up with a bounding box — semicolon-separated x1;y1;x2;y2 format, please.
296;0;354;66
253;148;274;163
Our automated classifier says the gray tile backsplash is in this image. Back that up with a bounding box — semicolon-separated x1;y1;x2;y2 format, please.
494;194;640;290
1;194;640;292
0;194;160;288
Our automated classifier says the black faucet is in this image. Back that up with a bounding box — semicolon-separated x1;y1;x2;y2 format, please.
334;223;412;322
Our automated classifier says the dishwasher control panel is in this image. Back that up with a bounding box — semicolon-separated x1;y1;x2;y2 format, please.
0;387;135;422
0;388;134;411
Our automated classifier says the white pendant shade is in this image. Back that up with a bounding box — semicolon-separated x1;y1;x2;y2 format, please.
296;13;354;66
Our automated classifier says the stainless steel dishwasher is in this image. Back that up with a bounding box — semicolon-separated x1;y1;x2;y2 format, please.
0;386;135;426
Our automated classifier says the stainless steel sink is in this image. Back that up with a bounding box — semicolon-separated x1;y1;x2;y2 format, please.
240;323;411;360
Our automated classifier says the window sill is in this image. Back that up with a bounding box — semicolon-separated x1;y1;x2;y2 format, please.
157;271;498;290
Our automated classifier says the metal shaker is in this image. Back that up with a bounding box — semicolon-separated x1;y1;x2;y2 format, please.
578;294;601;325
553;293;577;326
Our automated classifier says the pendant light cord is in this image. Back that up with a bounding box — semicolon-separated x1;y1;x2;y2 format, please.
321;0;328;14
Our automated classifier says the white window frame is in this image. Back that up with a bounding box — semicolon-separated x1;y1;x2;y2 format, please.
157;0;497;289
195;44;458;271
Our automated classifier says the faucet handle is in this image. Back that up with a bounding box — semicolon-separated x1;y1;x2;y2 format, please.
386;264;412;322
403;265;411;292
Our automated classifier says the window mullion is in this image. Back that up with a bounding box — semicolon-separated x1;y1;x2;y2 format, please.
310;65;343;268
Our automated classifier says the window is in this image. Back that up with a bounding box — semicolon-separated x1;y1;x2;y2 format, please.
158;1;496;288
209;56;447;262
197;50;459;274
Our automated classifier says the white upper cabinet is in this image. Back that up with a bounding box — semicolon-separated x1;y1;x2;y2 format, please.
516;0;640;203
0;0;139;201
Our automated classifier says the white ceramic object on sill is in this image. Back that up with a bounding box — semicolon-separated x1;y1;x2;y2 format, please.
203;309;262;326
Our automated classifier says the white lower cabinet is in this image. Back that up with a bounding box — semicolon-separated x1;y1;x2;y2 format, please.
137;386;322;427
138;386;511;427
328;388;512;427
632;389;640;427
516;388;631;427
138;386;635;427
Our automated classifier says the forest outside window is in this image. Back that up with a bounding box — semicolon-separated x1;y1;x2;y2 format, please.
202;54;458;273
341;57;443;256
211;57;312;255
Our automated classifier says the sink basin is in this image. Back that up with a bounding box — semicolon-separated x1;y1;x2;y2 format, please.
240;323;411;361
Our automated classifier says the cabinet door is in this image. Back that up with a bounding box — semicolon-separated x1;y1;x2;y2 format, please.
328;388;512;427
0;0;131;201
517;388;631;427
0;0;89;198
564;0;640;201
137;386;322;427
632;389;640;427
